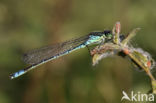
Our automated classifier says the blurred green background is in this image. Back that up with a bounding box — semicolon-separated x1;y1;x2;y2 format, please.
0;0;156;103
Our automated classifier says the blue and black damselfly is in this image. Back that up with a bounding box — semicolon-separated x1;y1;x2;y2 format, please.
10;30;114;79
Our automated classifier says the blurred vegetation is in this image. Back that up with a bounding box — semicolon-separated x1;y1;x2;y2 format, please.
0;0;156;103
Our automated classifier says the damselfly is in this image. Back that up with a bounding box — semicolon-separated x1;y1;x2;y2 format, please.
10;30;113;79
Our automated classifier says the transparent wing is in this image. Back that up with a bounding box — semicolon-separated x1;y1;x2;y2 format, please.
22;35;89;64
